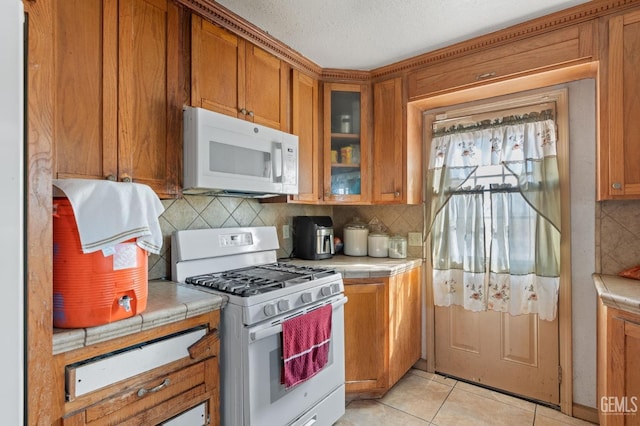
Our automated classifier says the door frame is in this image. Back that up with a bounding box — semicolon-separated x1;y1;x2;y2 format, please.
409;62;599;416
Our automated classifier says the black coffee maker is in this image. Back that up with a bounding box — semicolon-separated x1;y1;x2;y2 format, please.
293;216;335;260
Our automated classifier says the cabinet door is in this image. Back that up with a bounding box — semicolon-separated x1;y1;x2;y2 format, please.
53;0;118;181
118;0;182;197
372;77;404;204
605;10;640;198
343;280;388;396
323;83;370;204
191;16;241;118
289;70;320;203
601;309;640;425
244;44;287;130
191;17;286;130
388;267;422;386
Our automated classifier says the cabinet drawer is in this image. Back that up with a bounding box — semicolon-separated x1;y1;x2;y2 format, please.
408;23;593;99
83;360;212;425
66;327;207;399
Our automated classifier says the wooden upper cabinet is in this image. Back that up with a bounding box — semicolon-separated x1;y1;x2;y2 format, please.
289;70;321;203
407;22;594;100
372;77;404;204
600;10;640;199
323;82;371;204
54;0;118;184
191;16;288;130
53;0;182;198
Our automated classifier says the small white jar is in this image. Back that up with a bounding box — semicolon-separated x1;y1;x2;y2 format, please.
367;232;389;257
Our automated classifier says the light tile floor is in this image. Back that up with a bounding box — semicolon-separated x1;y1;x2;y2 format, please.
336;369;596;426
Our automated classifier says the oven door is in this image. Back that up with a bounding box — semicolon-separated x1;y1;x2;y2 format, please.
244;295;346;426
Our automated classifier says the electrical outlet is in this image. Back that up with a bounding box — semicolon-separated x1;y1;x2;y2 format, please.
282;224;290;239
408;232;423;246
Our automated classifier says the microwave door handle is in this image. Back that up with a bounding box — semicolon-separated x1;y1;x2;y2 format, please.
272;142;283;180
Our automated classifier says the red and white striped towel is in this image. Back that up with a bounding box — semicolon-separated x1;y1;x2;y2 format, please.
282;304;332;388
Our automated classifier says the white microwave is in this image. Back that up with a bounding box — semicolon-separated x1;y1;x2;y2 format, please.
183;107;299;197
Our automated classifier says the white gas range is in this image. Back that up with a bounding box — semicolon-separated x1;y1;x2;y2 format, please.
171;226;346;426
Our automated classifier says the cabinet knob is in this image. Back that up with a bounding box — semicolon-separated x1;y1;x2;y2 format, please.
395;191;400;197
240;108;248;115
612;182;622;190
248;110;254;117
122;176;132;183
105;175;116;181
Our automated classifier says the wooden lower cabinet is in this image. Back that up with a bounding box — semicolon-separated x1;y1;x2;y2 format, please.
54;311;220;426
343;266;422;398
597;298;640;425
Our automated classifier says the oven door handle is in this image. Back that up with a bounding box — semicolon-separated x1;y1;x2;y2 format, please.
249;296;347;342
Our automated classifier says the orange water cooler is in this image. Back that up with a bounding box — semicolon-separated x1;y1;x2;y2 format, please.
52;198;148;328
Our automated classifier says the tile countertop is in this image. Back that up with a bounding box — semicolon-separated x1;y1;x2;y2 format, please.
282;255;423;279
52;280;226;355
593;273;640;315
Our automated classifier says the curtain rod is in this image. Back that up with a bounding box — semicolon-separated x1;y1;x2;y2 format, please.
433;108;554;137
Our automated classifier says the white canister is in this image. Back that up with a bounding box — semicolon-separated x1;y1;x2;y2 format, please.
343;220;369;256
388;235;407;259
368;232;389;258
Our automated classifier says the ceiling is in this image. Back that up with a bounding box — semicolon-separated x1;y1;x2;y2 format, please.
215;0;591;71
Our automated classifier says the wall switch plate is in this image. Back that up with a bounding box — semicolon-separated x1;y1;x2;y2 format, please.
282;224;290;239
408;232;423;246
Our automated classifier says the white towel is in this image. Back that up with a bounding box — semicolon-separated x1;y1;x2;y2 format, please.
53;179;165;255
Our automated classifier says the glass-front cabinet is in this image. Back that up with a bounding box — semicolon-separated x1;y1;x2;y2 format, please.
323;83;370;203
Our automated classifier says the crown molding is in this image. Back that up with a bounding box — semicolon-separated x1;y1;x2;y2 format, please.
320;68;372;83
371;0;640;78
177;0;640;82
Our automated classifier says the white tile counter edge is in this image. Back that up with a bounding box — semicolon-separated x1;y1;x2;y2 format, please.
593;273;640;315
53;280;226;355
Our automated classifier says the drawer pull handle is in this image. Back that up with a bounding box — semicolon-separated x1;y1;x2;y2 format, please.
137;378;170;397
476;72;496;80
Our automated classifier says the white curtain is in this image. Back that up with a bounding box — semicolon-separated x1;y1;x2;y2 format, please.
428;114;561;321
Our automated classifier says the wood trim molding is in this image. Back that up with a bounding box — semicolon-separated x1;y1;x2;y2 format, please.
572;403;600;424
24;0;56;423
179;0;639;84
371;0;640;78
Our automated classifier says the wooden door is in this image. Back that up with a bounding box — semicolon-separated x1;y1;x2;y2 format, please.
118;0;181;197
388;267;422;385
343;279;388;395
435;305;559;404
372;77;403;204
53;0;118;181
244;44;287;130
191;17;241;118
289;70;320;203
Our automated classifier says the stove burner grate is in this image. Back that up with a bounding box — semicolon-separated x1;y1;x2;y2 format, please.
184;263;337;296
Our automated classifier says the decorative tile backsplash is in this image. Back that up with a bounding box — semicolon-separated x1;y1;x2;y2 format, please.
151;194;639;280
149;196;425;280
598;200;640;275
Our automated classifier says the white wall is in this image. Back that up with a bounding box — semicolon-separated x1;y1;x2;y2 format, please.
567;79;597;408
0;1;25;424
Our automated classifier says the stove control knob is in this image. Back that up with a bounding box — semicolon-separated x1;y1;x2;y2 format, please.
321;286;332;297
301;292;313;303
264;303;277;317
331;283;341;294
277;299;290;312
